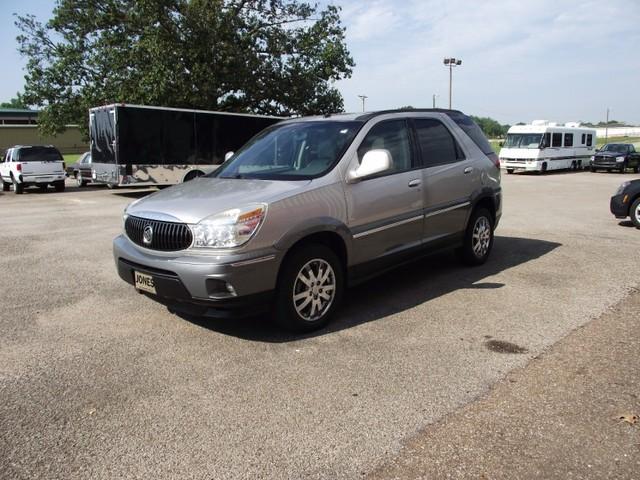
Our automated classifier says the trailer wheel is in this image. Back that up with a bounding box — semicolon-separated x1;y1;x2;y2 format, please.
183;170;205;182
506;168;514;174
541;162;548;173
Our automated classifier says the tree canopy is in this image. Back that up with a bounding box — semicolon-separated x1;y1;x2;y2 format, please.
16;0;354;135
0;93;29;109
470;115;510;138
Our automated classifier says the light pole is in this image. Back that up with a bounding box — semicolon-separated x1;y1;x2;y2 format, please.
357;95;368;112
443;57;462;109
605;107;610;143
432;94;439;108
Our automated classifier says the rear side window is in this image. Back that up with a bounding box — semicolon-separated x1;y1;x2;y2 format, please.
445;111;493;155
357;120;413;173
552;133;562;147
581;133;586;144
17;147;63;162
587;134;593;147
564;133;573;147
414;119;463;167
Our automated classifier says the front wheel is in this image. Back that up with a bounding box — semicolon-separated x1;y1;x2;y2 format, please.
75;172;86;187
620;162;627;174
275;244;344;332
459;208;494;266
630;198;640;229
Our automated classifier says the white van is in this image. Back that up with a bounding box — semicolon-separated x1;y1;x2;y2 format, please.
500;121;596;173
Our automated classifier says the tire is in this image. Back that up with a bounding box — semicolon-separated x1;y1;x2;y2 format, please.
38;184;48;191
54;180;65;192
274;244;344;332
12;176;23;194
75;171;86;187
183;170;204;182
506;168;514;174
2;181;10;192
630;197;640;229
633;165;639;174
459;207;494;266
590;166;596;172
620;162;627;174
570;161;576;171
107;183;117;190
541;162;548;173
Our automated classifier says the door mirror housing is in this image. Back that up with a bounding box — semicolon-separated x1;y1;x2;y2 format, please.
224;151;234;161
348;149;392;182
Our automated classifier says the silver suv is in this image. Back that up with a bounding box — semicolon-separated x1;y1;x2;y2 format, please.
114;109;502;331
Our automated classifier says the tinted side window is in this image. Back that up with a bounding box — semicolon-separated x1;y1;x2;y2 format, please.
552;133;562;147
542;133;551;148
414;119;461;167
564;133;573;147
357;120;413;172
445;111;493;155
581;133;586;145
587;134;593;147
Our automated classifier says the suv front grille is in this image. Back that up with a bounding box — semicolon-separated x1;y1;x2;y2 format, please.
125;216;192;251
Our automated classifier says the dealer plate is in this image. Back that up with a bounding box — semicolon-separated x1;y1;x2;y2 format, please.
134;271;156;294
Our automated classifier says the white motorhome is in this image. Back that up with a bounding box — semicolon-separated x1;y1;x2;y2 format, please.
500;121;597;173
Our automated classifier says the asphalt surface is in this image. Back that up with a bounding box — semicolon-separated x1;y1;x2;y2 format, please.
1;170;639;479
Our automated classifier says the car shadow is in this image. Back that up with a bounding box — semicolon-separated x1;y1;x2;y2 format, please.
112;190;158;199
618;220;636;228
176;235;562;342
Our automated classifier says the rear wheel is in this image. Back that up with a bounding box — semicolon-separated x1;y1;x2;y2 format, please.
54;180;65;192
3;181;11;192
630;198;640;229
12;176;23;194
275;244;344;332
459;207;494;266
634;165;639;174
541;162;548;173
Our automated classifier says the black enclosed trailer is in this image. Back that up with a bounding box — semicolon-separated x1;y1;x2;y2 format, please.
89;104;282;187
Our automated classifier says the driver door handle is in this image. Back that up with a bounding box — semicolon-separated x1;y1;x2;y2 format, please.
464;167;474;174
408;179;421;187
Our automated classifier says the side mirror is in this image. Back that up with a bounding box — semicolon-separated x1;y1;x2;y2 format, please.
224;151;234;161
348;149;392;182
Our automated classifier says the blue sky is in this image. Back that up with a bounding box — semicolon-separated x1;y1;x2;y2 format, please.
1;0;639;125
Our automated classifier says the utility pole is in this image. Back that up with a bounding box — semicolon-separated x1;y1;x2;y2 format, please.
432;94;438;108
605;107;610;143
443;58;462;109
357;95;368;112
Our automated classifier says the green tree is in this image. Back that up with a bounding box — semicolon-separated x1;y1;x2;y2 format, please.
16;0;354;135
0;92;29;109
471;115;510;138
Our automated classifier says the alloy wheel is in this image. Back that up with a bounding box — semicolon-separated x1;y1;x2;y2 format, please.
472;216;491;258
292;259;336;322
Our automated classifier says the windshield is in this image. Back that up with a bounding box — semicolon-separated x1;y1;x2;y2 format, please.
17;146;63;162
213;121;363;180
503;133;543;149
601;144;628;153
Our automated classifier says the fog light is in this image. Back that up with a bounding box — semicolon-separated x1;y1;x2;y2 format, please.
206;278;237;297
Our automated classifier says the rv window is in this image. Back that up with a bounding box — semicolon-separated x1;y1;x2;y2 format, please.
581;134;586;145
586;134;593;147
564;133;573;147
552;133;562;147
504;133;543;149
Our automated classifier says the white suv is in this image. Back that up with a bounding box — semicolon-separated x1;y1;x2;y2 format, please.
1;145;67;194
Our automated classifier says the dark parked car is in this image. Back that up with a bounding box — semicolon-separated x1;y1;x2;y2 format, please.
610;179;640;228
66;151;92;186
591;143;640;173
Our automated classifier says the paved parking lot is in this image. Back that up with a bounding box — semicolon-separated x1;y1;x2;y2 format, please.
1;171;639;479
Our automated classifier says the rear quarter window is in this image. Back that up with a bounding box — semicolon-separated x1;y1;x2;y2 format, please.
445;111;494;155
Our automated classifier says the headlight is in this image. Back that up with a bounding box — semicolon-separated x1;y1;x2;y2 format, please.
615;181;630;195
590;156;595;161
616;156;625;163
191;204;266;248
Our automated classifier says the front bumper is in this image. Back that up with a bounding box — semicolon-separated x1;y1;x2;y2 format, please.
113;234;281;318
610;194;629;218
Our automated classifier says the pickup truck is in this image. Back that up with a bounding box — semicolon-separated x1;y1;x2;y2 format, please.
1;145;66;194
590;143;640;173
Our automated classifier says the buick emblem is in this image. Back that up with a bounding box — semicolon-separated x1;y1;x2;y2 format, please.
143;225;153;245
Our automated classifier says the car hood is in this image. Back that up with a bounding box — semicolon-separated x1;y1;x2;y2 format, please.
126;177;311;224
